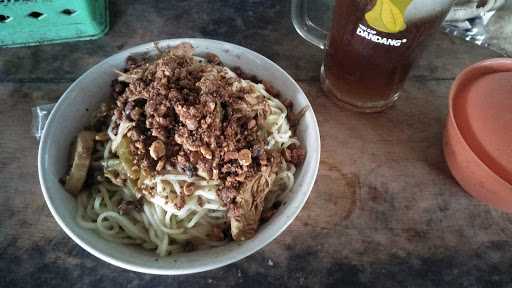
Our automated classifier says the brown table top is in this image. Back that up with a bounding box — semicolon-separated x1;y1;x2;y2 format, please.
1;1;511;287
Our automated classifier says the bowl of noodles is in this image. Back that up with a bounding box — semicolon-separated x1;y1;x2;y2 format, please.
38;39;320;274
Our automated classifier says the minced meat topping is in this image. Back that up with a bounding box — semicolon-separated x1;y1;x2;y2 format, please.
110;43;305;226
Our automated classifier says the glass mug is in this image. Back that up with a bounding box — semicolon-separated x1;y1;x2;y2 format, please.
292;0;455;112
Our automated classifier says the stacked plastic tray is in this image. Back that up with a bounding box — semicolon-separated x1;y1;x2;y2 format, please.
0;0;109;47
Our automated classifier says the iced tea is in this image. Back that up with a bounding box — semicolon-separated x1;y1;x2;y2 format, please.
292;0;453;112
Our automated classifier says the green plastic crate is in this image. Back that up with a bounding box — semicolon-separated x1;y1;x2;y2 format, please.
0;0;109;48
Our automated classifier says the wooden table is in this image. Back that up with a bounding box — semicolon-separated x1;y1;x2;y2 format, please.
1;1;511;287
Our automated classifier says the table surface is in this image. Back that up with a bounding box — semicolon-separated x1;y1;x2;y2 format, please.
2;1;512;287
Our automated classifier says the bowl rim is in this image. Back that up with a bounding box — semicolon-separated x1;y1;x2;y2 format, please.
447;57;512;187
38;38;321;274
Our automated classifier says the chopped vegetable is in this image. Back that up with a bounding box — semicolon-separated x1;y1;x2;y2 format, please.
117;136;139;179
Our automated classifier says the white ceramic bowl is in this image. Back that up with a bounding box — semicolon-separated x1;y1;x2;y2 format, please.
38;38;320;275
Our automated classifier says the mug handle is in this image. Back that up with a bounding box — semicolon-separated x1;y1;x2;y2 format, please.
291;0;328;49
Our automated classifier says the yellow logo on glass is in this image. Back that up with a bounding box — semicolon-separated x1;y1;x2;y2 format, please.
365;0;413;33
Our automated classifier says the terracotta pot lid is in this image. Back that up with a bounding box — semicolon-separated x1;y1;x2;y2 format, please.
455;70;512;183
444;58;512;211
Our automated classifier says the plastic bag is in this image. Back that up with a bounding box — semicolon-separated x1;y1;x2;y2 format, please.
32;103;55;141
442;0;506;45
